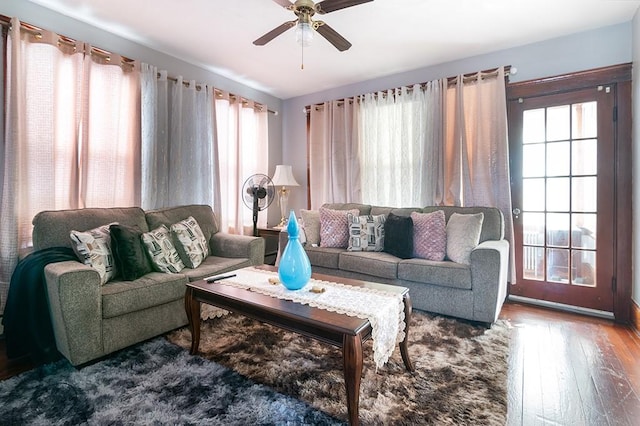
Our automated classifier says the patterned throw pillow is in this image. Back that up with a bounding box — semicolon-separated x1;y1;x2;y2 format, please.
383;213;413;259
347;213;386;252
141;225;185;273
300;209;320;246
319;207;360;248
171;216;209;269
446;212;485;265
70;223;118;285
411;210;446;261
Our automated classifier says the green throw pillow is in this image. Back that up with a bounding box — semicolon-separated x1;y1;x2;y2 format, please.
110;224;153;280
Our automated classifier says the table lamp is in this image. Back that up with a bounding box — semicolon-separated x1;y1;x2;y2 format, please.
271;165;300;227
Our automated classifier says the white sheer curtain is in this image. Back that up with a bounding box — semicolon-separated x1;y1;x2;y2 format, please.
216;93;269;234
0;18;140;311
141;65;217;210
441;67;515;282
309;99;360;208
359;83;444;207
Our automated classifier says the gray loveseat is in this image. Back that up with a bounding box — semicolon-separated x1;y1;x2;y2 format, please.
280;203;509;323
32;204;264;366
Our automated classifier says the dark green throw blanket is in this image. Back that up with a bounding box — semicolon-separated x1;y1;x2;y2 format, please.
2;247;78;364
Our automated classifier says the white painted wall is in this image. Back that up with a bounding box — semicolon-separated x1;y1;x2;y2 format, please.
632;9;640;307
0;1;285;226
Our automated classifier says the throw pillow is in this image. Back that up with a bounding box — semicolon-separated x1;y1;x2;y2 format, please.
141;225;185;273
70;223;117;285
446;212;485;265
109;224;153;281
383;213;414;259
300;209;320;246
347;213;386;252
171;216;209;269
411;210;446;261
319;207;359;248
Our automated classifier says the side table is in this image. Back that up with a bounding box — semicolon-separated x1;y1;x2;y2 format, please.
257;227;283;265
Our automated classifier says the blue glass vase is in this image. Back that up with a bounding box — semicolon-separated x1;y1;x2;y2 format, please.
278;210;312;290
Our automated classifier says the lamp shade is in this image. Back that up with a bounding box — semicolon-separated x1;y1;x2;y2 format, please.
271;165;300;187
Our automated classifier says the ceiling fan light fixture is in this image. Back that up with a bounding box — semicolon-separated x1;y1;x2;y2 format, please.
295;21;314;46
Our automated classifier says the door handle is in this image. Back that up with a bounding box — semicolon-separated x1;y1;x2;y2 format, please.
512;208;521;218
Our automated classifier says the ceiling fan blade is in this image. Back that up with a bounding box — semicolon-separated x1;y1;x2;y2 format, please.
253;20;297;46
315;0;373;14
315;22;352;51
272;0;294;9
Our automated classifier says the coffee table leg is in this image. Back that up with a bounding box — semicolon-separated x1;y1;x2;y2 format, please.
399;294;415;372
184;287;201;355
343;334;363;426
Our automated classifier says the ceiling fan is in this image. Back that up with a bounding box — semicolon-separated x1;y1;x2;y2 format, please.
253;0;373;52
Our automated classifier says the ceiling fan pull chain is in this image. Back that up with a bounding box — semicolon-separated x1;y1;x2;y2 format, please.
301;42;304;70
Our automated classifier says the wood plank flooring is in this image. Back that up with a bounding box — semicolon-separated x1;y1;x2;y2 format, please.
1;301;639;425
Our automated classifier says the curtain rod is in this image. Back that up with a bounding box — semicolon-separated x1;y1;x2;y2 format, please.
305;65;512;112
160;73;277;115
0;14;277;116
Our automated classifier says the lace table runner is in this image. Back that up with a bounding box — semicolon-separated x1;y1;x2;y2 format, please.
202;267;407;369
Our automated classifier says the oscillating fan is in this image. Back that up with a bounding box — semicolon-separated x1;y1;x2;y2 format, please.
242;174;276;236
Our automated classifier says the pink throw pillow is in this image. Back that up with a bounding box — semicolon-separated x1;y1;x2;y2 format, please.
319;207;360;248
411;210;446;261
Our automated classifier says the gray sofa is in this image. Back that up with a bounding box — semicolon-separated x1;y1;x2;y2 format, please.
280;203;509;323
32;204;264;366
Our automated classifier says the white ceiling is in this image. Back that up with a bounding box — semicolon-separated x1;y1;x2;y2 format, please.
25;0;640;100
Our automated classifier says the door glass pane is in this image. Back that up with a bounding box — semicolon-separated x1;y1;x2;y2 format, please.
547;213;570;247
523;108;545;143
572;139;597;175
523;144;545;177
523;213;545;245
548;248;569;283
572;102;597;139
547;177;570;212
547;105;570;141
547;141;570;176
523;246;544;281
523;178;545;211
572;176;597;212
572;213;596;249
572;250;596;287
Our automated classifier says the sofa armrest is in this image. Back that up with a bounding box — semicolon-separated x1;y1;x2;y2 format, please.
210;233;265;266
44;261;103;366
469;239;509;323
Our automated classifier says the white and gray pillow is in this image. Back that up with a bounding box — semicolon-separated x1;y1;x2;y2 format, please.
171;216;209;269
446;212;484;264
141;225;185;273
70;223;118;285
347;213;386;252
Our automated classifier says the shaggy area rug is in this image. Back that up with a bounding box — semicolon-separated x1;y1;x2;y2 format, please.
167;311;511;425
0;338;342;425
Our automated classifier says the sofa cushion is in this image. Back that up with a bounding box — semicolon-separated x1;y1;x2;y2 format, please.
319;207;359;248
110;224;153;281
305;246;343;269
300;209;321;246
145;204;219;246
411;210;446;261
171;216;209;268
339;251;400;279
383;213;413;259
322;203;372;216
398;259;472;290
70;223;118;285
446;212;484;264
141;225;185;273
101;272;187;318
347;213;386;252
33;206;147;251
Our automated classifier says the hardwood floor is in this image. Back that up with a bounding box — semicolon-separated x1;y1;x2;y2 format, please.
1;301;639;425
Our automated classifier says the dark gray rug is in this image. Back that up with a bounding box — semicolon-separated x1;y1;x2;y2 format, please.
0;337;342;425
168;311;511;425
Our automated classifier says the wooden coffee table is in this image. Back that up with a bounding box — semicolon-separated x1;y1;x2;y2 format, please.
184;265;414;426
